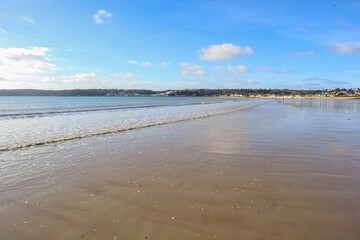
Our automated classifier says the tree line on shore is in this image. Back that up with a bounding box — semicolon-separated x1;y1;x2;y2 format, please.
0;88;358;97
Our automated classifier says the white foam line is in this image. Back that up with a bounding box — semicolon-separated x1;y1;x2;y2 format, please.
0;102;264;152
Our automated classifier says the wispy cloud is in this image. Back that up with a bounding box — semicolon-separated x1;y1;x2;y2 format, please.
0;28;6;33
182;77;208;82
216;65;250;73
93;10;112;24
160;61;172;68
113;72;142;79
199;43;253;61
21;16;35;23
304;77;347;85
227;78;257;85
227;78;244;83
331;43;360;54
128;60;138;65
286;51;314;58
141;61;152;67
275;82;321;90
334;20;360;30
179;62;204;70
181;70;209;77
256;66;295;74
62;73;100;83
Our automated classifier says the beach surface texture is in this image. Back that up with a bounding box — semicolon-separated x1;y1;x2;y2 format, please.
0;98;359;240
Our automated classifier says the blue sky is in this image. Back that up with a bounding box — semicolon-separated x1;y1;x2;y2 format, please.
0;0;359;90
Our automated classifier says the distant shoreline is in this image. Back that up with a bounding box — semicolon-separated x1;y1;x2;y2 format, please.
0;88;359;98
1;95;360;100
251;96;360;100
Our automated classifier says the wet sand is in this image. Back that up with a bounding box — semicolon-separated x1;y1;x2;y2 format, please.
1;101;360;239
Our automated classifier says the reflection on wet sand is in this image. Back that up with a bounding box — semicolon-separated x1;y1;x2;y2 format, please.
278;98;360;112
0;100;359;239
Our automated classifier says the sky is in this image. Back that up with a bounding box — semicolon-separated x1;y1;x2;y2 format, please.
0;0;359;90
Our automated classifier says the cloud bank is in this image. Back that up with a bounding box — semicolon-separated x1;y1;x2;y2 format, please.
0;47;58;88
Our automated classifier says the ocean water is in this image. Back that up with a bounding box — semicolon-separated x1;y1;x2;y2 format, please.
1;97;360;239
0;96;262;151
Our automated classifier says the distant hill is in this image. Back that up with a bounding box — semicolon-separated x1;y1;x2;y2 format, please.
0;88;359;97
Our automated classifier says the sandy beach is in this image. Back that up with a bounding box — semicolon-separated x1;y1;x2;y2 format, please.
0;100;359;240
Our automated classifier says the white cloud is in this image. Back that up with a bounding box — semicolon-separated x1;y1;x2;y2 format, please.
93;10;112;24
179;62;204;70
160;61;172;68
331;43;360;54
142;61;153;66
62;73;100;83
256;66;295;74
21;16;35;23
0;28;6;33
0;47;58;88
128;60;138;64
41;76;57;83
113;72;142;79
199;43;253;61
217;65;250;73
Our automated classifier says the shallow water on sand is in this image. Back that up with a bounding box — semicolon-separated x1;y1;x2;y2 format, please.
0;96;257;150
0;99;359;240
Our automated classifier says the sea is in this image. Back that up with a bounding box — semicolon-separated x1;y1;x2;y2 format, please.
0;96;262;151
1;96;360;239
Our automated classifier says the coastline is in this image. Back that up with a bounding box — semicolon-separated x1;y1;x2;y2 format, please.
258;96;360;100
219;96;360;100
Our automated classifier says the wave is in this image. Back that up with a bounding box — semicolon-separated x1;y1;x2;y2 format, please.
0;102;263;152
0;100;233;120
0;104;165;119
